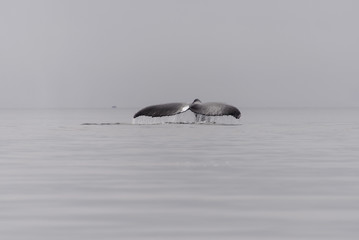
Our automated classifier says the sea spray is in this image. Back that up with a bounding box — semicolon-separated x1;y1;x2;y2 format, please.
132;111;240;125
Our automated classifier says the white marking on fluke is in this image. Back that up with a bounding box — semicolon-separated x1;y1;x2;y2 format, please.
181;105;190;112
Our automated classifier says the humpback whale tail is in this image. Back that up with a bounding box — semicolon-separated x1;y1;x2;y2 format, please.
133;99;241;124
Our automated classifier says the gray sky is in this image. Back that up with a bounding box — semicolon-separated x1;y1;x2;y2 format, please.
1;0;358;108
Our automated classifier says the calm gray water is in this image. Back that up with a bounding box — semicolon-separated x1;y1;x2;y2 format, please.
1;108;359;240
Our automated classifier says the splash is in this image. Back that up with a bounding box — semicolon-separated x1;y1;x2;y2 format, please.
132;111;239;125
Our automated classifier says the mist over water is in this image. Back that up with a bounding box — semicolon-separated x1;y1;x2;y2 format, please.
2;1;359;238
1;108;359;239
1;1;359;109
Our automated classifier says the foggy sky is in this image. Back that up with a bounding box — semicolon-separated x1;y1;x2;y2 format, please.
1;0;358;108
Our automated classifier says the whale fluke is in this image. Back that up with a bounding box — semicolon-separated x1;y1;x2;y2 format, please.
190;99;241;119
133;102;189;118
133;99;241;119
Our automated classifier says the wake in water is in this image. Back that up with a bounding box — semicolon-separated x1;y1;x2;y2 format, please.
81;122;122;125
132;110;240;125
81;111;240;125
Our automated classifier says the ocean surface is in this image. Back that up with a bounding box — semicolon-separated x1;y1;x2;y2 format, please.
1;108;359;240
